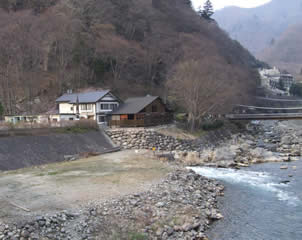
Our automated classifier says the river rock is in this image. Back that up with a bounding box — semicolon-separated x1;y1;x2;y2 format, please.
212;146;238;162
182;152;202;165
250;148;283;163
280;165;288;170
199;149;214;163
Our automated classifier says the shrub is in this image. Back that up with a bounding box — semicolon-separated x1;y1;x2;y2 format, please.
290;83;302;97
73;119;99;130
128;232;147;240
232;120;247;130
59;120;99;133
201;120;224;131
175;113;187;122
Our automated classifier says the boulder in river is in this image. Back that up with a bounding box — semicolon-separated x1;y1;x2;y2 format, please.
280;165;288;170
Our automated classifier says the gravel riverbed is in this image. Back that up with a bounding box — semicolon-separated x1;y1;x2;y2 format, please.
0;170;224;240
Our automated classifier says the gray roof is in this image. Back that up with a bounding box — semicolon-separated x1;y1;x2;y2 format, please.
111;95;159;115
56;90;110;103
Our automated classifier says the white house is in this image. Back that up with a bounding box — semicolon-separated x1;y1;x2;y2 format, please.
280;73;294;91
56;90;121;125
258;67;295;95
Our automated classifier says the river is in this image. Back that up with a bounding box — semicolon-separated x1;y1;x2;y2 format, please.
189;160;302;240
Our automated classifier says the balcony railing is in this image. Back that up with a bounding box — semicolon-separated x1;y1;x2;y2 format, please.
109;113;173;127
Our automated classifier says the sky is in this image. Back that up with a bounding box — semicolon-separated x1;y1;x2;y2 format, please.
192;0;272;11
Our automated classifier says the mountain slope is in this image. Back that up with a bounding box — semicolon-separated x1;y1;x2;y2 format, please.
259;23;302;75
0;0;261;115
214;0;302;55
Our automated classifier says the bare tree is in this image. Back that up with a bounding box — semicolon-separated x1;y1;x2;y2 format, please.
167;58;235;131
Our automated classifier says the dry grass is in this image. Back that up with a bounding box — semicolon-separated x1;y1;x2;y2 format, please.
0;150;172;222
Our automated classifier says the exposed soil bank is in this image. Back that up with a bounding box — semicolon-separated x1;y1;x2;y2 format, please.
0;131;114;171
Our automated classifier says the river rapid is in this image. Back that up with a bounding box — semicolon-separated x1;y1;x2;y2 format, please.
190;160;302;240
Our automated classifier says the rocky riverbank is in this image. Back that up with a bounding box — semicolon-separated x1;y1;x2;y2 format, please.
155;121;300;168
106;121;300;169
105;123;240;153
0;170;224;240
195;120;301;168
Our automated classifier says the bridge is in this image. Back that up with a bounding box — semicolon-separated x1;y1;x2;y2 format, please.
227;97;302;120
226;113;302;120
235;105;302;111
255;97;302;102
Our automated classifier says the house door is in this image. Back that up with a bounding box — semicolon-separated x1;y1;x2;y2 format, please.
98;115;106;124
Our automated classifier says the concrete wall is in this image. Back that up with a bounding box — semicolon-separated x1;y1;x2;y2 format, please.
0;131;114;171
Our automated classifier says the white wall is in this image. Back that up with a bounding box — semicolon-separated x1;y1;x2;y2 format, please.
79;104;96;115
59;103;76;114
60;115;76;121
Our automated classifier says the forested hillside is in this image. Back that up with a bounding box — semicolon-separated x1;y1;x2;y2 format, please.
0;0;261;115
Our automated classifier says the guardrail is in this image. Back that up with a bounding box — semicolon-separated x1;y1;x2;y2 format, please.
226;113;302;120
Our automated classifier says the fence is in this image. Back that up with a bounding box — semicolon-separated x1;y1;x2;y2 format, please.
0;119;99;137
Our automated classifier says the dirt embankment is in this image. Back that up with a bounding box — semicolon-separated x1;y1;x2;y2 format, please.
0;131;114;171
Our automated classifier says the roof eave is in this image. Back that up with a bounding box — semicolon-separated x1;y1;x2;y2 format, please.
56;100;71;103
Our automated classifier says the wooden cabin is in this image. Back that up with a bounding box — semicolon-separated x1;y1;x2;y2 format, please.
109;95;172;127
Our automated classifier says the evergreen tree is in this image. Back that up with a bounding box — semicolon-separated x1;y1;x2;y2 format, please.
201;0;214;20
184;0;192;8
198;6;203;17
185;0;193;8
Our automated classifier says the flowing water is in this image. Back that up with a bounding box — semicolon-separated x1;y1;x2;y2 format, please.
189;160;302;240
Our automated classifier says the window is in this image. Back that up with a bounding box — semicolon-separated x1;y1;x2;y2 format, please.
136;114;144;120
81;104;92;111
152;105;158;112
110;104;118;110
71;107;74;111
100;103;118;111
101;104;109;110
69;118;74;121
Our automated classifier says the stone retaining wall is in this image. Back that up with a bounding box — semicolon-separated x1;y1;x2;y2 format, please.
106;128;201;152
